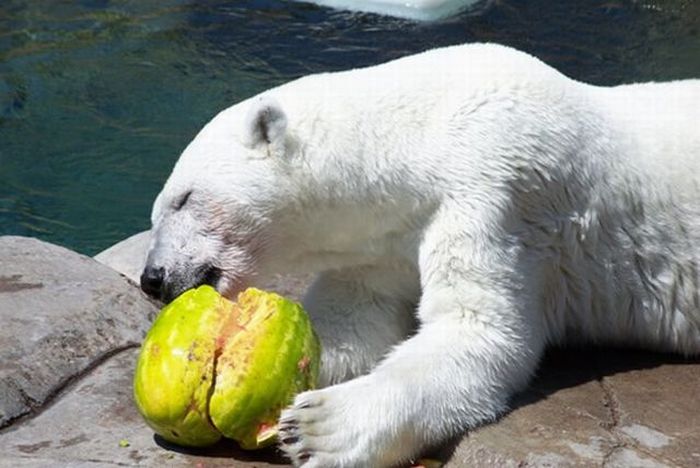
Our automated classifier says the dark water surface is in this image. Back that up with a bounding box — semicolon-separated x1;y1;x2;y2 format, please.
1;0;698;255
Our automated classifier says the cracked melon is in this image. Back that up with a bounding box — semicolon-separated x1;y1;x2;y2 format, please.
133;285;320;449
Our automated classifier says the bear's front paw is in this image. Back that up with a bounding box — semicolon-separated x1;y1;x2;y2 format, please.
278;379;399;468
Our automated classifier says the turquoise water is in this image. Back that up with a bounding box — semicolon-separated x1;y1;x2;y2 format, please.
1;0;699;255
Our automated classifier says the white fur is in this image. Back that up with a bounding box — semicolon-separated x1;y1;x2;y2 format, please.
146;43;700;467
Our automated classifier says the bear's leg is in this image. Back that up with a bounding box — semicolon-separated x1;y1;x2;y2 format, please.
302;267;419;387
279;211;546;467
279;290;544;467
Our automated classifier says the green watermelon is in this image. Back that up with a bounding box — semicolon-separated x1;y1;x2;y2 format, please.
133;285;320;449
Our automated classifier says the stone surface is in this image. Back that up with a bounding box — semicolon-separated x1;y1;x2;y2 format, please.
0;348;287;468
94;230;151;286
2;234;699;467
2;344;697;467
0;236;159;428
445;349;700;467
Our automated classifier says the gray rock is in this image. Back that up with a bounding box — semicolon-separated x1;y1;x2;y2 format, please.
0;348;285;468
445;349;700;467
3;345;697;468
94;230;151;285
0;236;159;429
3;234;699;467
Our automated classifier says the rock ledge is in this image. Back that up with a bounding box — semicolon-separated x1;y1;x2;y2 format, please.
1;235;699;467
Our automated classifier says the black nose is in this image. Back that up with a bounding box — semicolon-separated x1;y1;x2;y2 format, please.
140;266;165;299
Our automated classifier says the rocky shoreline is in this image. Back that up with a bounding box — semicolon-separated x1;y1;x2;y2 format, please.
1;234;698;467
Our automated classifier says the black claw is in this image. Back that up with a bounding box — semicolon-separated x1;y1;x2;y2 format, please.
281;436;299;445
299;452;312;462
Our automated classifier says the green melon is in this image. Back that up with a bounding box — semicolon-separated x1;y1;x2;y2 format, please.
133;285;320;449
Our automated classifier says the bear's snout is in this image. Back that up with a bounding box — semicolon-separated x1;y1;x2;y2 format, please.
140;265;165;300
140;263;222;303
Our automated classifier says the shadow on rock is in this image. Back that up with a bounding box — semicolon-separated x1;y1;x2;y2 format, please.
511;345;700;410
154;434;290;465
427;346;700;466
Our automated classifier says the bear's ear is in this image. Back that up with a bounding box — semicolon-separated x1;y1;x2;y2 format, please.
242;96;288;153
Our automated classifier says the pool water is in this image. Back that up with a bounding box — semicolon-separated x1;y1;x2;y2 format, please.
1;0;698;255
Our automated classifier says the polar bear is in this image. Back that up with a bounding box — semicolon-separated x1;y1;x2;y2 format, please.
140;43;700;467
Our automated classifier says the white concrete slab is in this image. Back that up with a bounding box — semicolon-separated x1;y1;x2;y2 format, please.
297;0;482;21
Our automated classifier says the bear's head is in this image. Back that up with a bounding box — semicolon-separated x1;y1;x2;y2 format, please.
140;95;301;302
141;87;426;303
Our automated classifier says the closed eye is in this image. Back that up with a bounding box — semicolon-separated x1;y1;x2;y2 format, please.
174;191;192;210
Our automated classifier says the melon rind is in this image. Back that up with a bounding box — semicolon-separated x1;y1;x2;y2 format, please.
133;286;224;447
133;285;320;450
